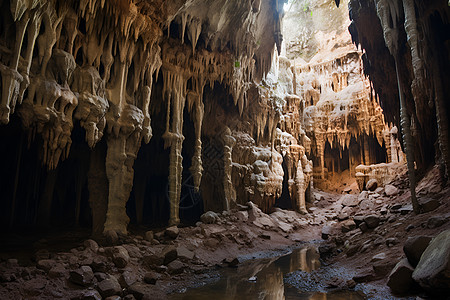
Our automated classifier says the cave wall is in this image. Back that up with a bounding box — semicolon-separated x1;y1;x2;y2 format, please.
282;0;402;190
348;0;450;178
0;0;291;234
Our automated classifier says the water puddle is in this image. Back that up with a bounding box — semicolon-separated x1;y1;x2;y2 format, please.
169;246;365;300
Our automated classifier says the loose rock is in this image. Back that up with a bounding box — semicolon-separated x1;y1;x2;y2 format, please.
165;226;179;239
366;179;378;191
412;230;450;294
403;236;432;267
387;258;416;295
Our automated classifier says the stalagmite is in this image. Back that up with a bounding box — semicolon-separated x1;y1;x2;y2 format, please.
162;66;187;226
222;127;236;210
295;159;307;214
0;0;288;231
187;91;204;191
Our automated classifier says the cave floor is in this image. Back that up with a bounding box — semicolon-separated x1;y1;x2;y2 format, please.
0;165;449;299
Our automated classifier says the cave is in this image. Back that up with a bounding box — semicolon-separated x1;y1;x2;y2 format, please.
0;0;449;299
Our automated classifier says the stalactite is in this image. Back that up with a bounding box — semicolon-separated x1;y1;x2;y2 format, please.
402;0;426;124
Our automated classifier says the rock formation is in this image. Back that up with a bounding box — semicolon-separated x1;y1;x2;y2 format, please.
348;0;450;194
282;0;403;190
0;0;294;233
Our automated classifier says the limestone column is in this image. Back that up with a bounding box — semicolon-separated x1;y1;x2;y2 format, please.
295;160;307;214
222;127;236;211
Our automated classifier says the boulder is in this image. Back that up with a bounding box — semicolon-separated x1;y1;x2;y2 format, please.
167;260;185;274
79;290;102;300
176;246;195;261
201;211;219;224
384;185;398;197
162;246;178;265
366;179;378;191
364;215;380;229
341;219;356;233
359;222;369;233
358;191;369;202
144;272;160;285
387;258;416;295
426;216;448;229
418;198;440;213
403;236;432;267
321;225;332;239
144;231;154;242
112;246;130;268
165;226;179;239
48;265;67;278
128;282;167;300
69;266;94;286
119;270;138;288
36;259;57;272
97;276;121;298
84;239;99;253
341;194;360;207
412;230;450;293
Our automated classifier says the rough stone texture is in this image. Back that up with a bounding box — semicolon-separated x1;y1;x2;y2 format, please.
366;179;378;191
387;258;416;295
165;226;179;239
69;266;94;287
341;194;360;207
200;211;219;224
364;215;380;229
112;246;130;268
97;277;122;298
341;220;356;233
419;198;440;213
403;236;432;267
384;184;399;197
412;230;450;293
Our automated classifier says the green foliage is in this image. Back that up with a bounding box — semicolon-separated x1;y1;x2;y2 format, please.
235;61;240;68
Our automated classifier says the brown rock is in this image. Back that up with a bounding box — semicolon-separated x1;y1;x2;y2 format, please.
97;276;122;298
163;245;178;265
412;230;450;294
144;272;160;284
418;198;440;213
167;259;185;274
36;259;56;272
113;246;130;268
403;236;432;267
144;231;154;241
341;219;356;233
387;258;415;295
165;226;179;239
366;179;378;191
363;215;380;229
69;266;94;286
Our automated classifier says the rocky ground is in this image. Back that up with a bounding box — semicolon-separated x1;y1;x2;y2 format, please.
0;164;449;300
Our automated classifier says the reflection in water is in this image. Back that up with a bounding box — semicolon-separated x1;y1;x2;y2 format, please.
169;246;365;300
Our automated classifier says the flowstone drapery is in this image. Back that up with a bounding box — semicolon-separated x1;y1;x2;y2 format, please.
0;0;287;232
